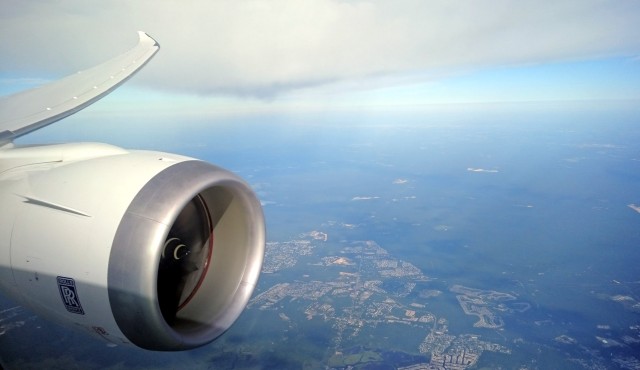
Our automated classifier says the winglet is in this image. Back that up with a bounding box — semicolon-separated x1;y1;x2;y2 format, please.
0;32;160;145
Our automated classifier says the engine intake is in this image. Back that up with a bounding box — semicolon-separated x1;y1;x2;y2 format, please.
109;160;264;350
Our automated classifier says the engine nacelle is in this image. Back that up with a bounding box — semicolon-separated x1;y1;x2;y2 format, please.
0;143;265;350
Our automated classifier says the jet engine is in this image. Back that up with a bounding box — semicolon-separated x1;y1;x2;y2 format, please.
0;143;265;350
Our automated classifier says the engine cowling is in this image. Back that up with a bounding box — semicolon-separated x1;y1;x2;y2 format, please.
0;143;265;350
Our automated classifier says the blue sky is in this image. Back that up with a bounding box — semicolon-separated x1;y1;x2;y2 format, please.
1;1;640;116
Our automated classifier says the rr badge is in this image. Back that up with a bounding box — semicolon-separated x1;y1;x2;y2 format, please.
57;276;85;315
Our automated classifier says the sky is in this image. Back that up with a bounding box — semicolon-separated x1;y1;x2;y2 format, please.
1;0;640;115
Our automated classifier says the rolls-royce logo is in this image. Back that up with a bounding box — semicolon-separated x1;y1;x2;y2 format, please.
57;276;85;315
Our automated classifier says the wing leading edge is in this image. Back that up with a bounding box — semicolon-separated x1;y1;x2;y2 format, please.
0;31;159;145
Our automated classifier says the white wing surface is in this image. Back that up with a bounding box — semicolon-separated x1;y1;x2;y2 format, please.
0;31;159;145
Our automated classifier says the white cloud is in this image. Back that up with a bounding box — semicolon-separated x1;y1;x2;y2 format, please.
1;0;639;97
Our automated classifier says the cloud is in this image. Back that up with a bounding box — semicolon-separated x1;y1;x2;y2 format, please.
1;0;639;97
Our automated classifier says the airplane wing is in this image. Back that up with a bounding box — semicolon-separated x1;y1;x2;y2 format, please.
0;31;159;145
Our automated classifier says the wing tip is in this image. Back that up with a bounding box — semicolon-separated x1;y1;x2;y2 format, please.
138;31;160;49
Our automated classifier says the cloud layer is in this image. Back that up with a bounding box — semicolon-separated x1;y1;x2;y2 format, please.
2;0;640;96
